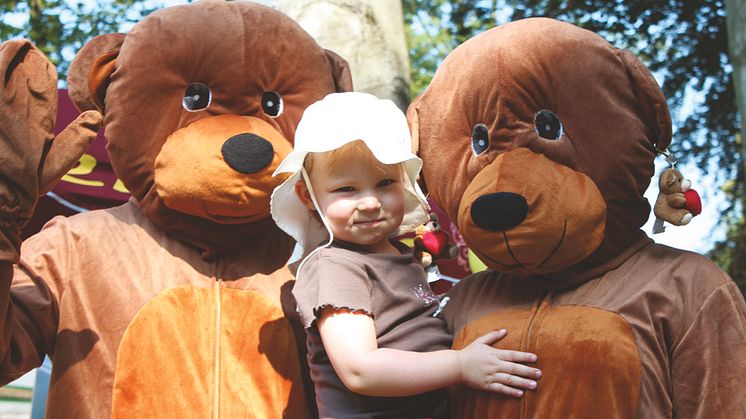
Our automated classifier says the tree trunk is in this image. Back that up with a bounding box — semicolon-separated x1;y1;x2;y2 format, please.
274;0;411;111
725;0;746;176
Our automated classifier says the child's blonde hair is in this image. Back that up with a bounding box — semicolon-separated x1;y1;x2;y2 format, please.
303;139;400;178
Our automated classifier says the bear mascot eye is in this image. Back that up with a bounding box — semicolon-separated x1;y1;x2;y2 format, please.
182;83;212;111
262;91;283;118
471;123;490;155
534;109;563;140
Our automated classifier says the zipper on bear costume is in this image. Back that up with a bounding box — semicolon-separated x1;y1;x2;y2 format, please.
213;258;222;418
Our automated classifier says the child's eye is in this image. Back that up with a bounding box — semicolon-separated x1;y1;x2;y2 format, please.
333;186;355;193
378;179;396;187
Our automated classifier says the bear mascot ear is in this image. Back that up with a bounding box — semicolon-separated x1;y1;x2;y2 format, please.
406;102;427;195
324;48;353;92
68;33;126;113
618;50;672;153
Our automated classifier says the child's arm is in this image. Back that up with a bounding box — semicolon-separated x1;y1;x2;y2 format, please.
318;307;541;398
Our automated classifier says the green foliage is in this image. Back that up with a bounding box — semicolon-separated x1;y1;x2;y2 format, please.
404;0;746;295
0;0;173;80
403;1;502;95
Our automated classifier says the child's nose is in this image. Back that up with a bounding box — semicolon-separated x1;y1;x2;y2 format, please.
357;196;381;211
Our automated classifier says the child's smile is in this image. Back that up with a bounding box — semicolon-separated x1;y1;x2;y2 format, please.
300;144;405;254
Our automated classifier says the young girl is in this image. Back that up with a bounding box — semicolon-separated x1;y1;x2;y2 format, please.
271;92;541;418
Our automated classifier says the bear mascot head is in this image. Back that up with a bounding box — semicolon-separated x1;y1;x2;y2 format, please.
68;0;352;257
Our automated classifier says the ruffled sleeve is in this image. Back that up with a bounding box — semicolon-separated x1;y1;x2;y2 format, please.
292;250;374;328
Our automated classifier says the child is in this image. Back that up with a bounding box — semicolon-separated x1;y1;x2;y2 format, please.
271;92;541;418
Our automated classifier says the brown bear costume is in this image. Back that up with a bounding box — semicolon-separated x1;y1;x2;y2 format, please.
0;1;351;417
408;18;746;418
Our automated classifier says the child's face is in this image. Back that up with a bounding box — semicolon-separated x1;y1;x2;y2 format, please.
297;146;405;253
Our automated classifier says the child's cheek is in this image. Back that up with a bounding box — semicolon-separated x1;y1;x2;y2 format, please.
387;189;406;217
324;200;355;225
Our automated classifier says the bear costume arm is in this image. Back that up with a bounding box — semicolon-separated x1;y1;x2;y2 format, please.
0;39;99;384
670;280;746;417
0;221;70;384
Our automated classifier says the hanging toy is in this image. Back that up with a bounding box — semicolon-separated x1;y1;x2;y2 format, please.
652;150;702;234
414;213;459;268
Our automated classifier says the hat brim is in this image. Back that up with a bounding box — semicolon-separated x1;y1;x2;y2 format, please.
271;156;430;258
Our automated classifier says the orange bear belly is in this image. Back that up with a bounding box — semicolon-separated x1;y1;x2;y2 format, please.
111;285;310;419
452;305;640;419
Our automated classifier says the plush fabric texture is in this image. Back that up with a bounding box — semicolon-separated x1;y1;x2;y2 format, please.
153;115;293;223
67;33;125;113
68;0;352;256
8;204;306;418
457;147;606;275
409;17;746;418
450;306;640;418
0;0;352;416
0;40;100;258
409;18;670;273
111;286;307;417
442;242;746;418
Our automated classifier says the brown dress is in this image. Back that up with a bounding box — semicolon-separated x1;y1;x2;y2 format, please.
293;240;453;418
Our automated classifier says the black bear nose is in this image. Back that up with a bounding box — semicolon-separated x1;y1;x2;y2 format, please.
221;133;274;174
470;192;528;231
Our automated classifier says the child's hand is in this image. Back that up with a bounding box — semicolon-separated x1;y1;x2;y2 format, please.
456;329;541;397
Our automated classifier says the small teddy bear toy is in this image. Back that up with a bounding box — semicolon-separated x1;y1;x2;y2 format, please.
652;167;702;233
414;213;459;268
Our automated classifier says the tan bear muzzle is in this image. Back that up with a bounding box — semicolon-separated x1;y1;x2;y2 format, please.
154;115;292;223
458;148;606;275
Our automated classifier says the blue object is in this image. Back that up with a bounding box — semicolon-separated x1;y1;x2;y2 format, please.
30;357;51;419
